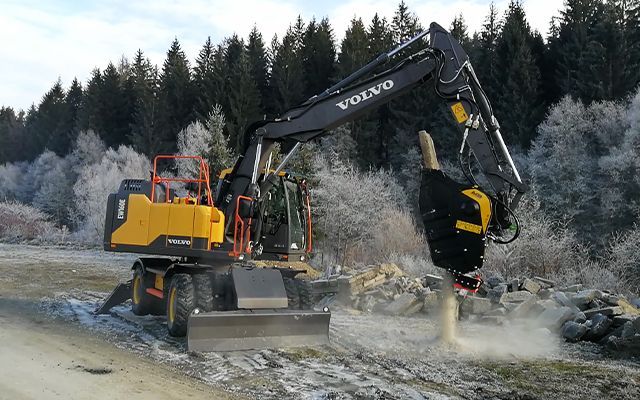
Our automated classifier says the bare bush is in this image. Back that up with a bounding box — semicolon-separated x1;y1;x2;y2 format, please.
0;201;61;243
69;130;106;167
176;105;233;178
312;154;425;268
0;162;26;200
601;227;640;293
483;192;631;293
73;145;149;241
484;192;587;279
32;157;73;225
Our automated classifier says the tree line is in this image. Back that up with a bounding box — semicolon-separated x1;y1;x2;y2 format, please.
1;0;639;172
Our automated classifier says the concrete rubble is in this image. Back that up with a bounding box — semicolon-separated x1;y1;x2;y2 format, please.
311;264;640;357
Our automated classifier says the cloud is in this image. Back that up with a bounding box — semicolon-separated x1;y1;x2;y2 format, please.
0;0;564;111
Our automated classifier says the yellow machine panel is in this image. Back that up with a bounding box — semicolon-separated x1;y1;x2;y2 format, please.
110;193;226;250
111;194;150;246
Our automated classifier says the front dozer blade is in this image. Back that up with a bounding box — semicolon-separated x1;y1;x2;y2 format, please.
187;309;331;352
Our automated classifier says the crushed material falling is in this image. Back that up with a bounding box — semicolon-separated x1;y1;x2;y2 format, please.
440;273;458;345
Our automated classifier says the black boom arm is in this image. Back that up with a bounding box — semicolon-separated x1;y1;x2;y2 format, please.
218;22;526;239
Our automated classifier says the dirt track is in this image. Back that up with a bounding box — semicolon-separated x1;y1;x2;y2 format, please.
1;243;639;400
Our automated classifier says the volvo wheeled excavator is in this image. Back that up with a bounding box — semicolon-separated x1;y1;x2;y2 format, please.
96;22;527;352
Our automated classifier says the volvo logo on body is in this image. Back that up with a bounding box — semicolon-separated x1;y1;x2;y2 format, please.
168;238;191;246
336;79;394;110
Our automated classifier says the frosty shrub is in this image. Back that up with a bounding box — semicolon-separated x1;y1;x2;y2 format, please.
529;90;639;241
601;227;640;293
483;192;587;280
312;154;426;268
598;89;640;233
16;150;64;204
176;105;233;178
69;130;106;167
483;191;631;292
32;157;73;226
0;162;26;200
0;201;61;243
176;120;211;177
73;145;149;241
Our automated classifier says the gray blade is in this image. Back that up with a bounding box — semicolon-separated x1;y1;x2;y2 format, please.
187;309;331;352
94;281;132;314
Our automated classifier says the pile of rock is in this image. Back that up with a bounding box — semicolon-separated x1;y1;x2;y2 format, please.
312;269;640;355
467;276;640;355
312;263;444;316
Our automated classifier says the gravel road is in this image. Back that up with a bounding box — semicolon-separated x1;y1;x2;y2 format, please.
1;243;638;400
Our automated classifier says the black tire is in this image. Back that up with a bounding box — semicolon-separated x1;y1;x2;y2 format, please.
192;274;214;312
166;274;195;337
131;266;154;316
295;279;312;310
283;277;301;309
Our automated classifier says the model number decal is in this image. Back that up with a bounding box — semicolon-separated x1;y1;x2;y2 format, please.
117;199;126;220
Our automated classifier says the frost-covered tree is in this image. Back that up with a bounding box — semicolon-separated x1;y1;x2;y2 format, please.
206;104;234;177
73;146;149;240
69;130;107;167
528;97;604;235
176;104;233;178
311;154;412;265
17;150;64;204
32;157;73;225
0;162;26;201
598;88;640;230
176;121;211;178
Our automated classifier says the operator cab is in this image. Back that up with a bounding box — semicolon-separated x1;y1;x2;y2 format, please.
216;168;311;262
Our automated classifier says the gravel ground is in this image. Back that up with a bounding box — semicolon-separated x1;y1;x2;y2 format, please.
1;243;639;399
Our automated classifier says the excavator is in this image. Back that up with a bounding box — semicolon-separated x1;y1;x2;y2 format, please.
96;22;527;352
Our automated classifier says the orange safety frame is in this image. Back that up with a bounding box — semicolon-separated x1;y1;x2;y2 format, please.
150;155;218;250
232;195;253;257
150;155;213;206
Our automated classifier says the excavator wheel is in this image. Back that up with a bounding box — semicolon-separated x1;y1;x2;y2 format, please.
166;274;195;337
192;273;215;312
283;277;312;310
131;266;156;316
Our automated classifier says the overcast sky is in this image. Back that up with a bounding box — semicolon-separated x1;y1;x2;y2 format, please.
0;0;564;111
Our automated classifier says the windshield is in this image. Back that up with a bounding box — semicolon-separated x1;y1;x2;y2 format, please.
284;180;305;251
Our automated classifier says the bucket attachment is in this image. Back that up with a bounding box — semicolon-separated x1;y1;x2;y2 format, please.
187;309;331;352
94;281;132;314
419;169;492;275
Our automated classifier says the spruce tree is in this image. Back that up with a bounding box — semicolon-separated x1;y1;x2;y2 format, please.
32;80;67;155
129;50;162;156
0;107;26;162
223;36;261;151
193;37;222;120
158;38;195;152
246;27;270;112
60;78;83;146
493;1;544;148
450;14;471;48
99;62;130;146
269;22;305;112
80;68;103;134
337;17;373;167
301;17;336;98
548;0;601;102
